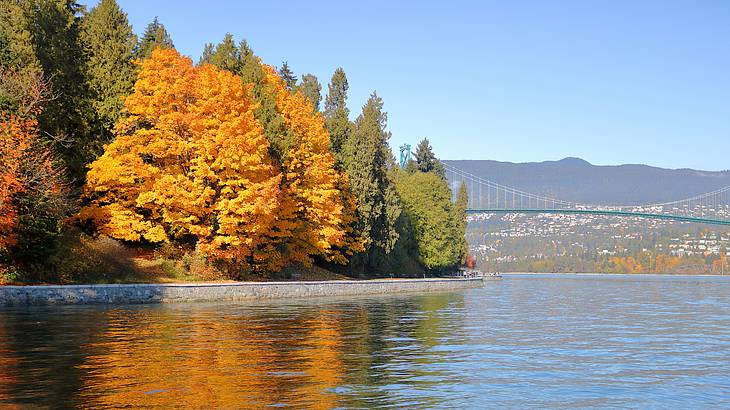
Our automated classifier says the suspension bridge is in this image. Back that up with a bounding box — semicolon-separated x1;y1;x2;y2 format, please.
442;162;730;226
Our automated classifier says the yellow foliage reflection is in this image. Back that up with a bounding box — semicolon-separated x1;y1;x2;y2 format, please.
76;307;346;408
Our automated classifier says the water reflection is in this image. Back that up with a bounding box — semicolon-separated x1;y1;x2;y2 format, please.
0;292;466;408
3;275;730;408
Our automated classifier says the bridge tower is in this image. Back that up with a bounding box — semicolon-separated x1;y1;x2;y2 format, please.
399;144;411;168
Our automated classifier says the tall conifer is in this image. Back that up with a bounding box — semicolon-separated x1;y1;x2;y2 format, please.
80;0;136;147
4;0;92;181
324;68;353;164
454;183;469;263
415;137;445;177
277;61;297;90
199;43;214;65
201;33;240;72
0;1;44;114
299;73;321;112
345;92;401;271
135;16;174;60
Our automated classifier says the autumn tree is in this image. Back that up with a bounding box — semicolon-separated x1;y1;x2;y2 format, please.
135;17;174;60
202;37;293;162
0;114;30;251
199;35;363;268
261;66;363;266
715;248;727;274
0;67;53;118
0;112;70;271
80;0;137;149
0;23;71;274
82;49;283;273
299;73;321;112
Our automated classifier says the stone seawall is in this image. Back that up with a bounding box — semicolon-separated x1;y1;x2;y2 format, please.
0;278;484;307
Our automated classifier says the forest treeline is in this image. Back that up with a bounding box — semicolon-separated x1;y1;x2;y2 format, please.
0;0;468;283
486;252;728;274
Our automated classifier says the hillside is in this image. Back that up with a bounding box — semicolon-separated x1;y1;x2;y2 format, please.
443;157;730;205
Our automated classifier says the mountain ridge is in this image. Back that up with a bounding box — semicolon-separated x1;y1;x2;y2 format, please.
443;157;730;205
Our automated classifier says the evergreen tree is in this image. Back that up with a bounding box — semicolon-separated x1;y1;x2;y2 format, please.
4;0;93;181
80;0;136;147
415;138;444;176
135;16;174;60
404;158;418;173
299;73;321;112
454;182;469;263
0;1;44;114
277;61;297;90
0;1;41;77
199;43;214;65
324;67;348;116
324;67;352;164
200;33;240;72
345;92;401;271
242;48;292;162
236;40;262;84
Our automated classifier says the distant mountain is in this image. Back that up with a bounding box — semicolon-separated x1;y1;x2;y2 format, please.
443;158;730;205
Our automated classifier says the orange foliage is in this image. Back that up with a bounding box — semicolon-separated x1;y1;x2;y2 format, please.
82;49;364;274
654;254;682;273
0;113;35;249
609;256;642;273
82;49;282;270
712;252;727;273
609;254;685;273
261;66;363;267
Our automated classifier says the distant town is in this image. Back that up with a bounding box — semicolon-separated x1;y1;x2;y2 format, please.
468;208;730;274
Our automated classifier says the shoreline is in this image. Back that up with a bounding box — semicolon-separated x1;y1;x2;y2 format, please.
0;278;485;307
503;272;729;277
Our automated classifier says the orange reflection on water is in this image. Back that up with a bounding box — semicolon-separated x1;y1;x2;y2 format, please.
76;307;346;408
293;310;344;409
0;293;464;408
0;322;20;407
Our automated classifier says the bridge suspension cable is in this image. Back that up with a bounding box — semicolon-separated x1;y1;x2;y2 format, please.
443;163;730;225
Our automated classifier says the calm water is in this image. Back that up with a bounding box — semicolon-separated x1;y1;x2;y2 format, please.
1;274;729;408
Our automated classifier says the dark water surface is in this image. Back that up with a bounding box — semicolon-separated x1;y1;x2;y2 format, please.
1;274;729;408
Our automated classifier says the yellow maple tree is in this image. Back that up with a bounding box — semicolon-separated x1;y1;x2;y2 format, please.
82;49;282;270
261;65;363;267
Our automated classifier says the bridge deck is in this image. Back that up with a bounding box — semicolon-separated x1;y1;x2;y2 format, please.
465;208;730;225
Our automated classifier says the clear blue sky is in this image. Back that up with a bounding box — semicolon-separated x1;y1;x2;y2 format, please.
102;0;729;170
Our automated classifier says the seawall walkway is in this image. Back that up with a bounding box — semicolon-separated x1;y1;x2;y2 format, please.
0;278;484;307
